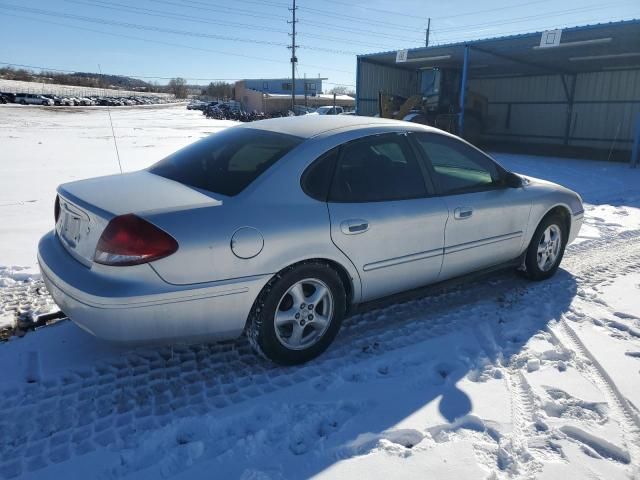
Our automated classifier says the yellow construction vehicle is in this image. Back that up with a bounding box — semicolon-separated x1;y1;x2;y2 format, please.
378;68;488;144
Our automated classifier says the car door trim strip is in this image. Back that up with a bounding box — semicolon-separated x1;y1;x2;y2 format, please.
363;248;443;272
445;231;523;254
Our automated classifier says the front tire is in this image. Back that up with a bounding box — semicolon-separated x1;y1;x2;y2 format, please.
246;263;346;365
522;214;567;281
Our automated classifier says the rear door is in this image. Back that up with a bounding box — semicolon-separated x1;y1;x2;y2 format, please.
326;132;449;301
411;132;531;280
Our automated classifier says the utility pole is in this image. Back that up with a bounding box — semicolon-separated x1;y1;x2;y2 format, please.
288;0;298;111
425;18;431;47
304;72;308;107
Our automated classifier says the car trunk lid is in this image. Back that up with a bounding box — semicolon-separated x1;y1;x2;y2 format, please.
56;171;222;266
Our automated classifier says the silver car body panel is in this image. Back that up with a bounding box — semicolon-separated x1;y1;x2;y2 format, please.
438;188;532;280
328;197;448;301
38;116;583;344
38;231;270;343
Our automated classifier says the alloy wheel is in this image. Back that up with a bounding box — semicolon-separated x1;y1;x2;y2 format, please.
274;278;334;350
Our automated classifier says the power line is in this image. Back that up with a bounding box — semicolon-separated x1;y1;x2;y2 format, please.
0;3;289;47
66;0;290;34
434;0;554;20
159;0;287;22
300;18;423;43
433;0;635;34
64;0;406;50
298;0;427;21
156;0;425;44
0;3;362;55
0;12;355;76
296;5;425;32
432;14;639;44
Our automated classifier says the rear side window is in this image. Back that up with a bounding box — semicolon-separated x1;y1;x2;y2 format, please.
329;133;427;203
149;128;303;196
301;148;339;201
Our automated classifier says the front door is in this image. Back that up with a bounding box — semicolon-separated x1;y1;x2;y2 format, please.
411;132;532;280
327;132;449;301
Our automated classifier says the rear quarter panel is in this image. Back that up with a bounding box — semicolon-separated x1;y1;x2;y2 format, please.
146;132;371;303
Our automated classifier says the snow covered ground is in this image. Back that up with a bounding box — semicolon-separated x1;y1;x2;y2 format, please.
1;105;639;479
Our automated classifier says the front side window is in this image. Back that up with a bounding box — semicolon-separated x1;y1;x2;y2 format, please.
329;134;427;202
149;128;302;196
413;133;502;194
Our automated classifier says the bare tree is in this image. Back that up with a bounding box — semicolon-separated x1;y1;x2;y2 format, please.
328;85;355;96
168;77;188;98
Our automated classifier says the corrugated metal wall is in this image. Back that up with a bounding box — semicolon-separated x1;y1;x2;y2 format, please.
357;59;418;116
469;69;640;150
357;60;640;151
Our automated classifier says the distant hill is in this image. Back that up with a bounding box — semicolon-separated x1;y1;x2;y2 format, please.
71;72;151;89
0;66;159;92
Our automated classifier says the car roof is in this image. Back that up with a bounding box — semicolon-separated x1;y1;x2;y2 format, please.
239;115;438;139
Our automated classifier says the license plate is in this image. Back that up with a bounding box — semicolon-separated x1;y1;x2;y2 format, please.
57;200;89;249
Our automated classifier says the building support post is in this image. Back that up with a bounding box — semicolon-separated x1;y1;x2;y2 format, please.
458;45;470;136
562;74;577;146
425;18;431;47
355;56;360;115
631;113;640;168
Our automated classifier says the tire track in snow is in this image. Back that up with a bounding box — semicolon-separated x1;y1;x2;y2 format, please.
0;232;640;477
549;319;640;473
473;321;550;479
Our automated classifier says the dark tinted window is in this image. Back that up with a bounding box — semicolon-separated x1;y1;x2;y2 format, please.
149;128;302;196
413;133;501;194
301;148;339;201
329;134;427;202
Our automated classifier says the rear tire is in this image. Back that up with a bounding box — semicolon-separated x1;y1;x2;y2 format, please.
522;214;567;281
246;263;346;365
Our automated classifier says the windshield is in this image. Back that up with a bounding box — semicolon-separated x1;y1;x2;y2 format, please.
149;127;303;196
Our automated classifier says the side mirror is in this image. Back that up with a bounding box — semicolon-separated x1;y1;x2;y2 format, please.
504;172;523;188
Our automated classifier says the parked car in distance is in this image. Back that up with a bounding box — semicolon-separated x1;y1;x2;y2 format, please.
187;100;205;110
15;93;53;106
42;94;62;106
38;116;583;365
0;92;16;103
314;105;344;115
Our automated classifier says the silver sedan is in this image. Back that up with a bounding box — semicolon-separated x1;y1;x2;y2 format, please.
38;116;583;364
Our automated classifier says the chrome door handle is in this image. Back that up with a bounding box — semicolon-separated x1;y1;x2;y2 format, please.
454;207;473;220
340;219;369;235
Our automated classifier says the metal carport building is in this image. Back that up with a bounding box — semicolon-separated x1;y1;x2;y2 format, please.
356;19;640;160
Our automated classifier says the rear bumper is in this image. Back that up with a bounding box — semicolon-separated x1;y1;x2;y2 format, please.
38;230;270;344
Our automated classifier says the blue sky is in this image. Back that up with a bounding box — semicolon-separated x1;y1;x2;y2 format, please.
0;0;638;89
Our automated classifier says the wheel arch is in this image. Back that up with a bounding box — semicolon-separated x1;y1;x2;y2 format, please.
541;204;572;240
243;257;358;333
272;257;356;307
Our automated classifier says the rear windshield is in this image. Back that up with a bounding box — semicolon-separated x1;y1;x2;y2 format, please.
149;127;303;196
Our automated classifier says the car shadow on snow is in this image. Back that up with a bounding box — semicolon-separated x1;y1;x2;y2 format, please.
0;267;577;479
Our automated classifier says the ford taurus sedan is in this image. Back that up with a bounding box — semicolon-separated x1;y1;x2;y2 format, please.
38;116;583;364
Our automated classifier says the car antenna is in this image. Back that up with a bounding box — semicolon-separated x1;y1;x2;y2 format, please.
98;64;123;174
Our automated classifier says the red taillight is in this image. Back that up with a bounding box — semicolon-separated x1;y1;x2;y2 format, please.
54;195;61;224
94;214;178;266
